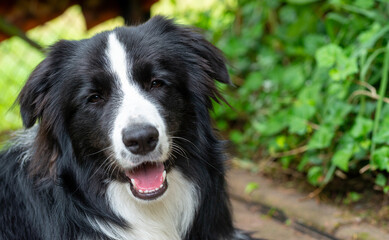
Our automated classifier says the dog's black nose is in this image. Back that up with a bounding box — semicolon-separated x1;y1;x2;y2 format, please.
122;125;159;155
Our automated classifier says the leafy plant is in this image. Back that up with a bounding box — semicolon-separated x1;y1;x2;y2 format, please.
163;0;389;192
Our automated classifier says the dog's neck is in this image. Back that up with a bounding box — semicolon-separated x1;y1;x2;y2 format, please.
91;169;198;240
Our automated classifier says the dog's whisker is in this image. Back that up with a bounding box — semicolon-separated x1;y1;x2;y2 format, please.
105;158;117;178
70;153;115;196
88;152;115;182
86;146;114;157
170;136;202;153
171;144;188;159
111;163;120;180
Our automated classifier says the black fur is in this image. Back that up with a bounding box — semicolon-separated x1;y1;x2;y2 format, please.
0;17;252;240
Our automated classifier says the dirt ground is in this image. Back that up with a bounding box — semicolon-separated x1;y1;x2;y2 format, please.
228;168;389;240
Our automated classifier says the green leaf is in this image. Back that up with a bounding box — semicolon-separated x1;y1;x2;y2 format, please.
373;124;389;144
315;44;358;81
276;135;287;149
230;130;244;144
281;156;293;169
329;56;358;81
343;192;362;204
308;126;335;150
245;182;259;194
357;23;382;44
356;25;389;56
303;34;327;56
315;44;342;68
323;101;352;127
215;120;228;131
297;84;321;104
282;65;305;91
375;173;387;187
372;147;389;171
353;0;375;9
326;12;349;25
253;110;289;136
307;166;323;186
242;71;263;93
279;6;297;24
297;155;310;172
289;116;307;135
350;117;374;138
331;149;352;172
292;102;316;120
327;82;349;99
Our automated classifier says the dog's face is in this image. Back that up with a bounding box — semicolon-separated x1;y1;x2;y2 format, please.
18;17;229;201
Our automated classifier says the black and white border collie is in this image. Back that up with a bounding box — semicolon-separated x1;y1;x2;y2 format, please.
0;17;252;240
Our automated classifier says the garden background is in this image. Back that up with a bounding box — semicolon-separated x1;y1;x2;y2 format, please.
1;0;389;230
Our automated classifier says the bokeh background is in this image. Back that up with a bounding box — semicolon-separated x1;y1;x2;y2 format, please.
1;0;389;231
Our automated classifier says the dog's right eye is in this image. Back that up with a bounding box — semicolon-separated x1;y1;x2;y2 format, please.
150;79;165;90
87;94;104;104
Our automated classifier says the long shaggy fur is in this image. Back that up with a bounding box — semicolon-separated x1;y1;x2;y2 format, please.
0;17;253;240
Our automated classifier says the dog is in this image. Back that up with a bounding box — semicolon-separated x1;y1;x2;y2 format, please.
0;16;252;240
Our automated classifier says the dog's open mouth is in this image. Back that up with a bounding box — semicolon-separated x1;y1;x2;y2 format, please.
125;162;168;200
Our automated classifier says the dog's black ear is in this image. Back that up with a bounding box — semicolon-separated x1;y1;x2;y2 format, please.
18;58;54;128
18;40;76;181
187;31;231;85
18;40;74;128
181;26;231;86
183;27;232;107
146;16;231;85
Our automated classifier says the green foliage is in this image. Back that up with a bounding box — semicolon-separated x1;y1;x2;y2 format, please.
164;0;389;192
244;182;259;194
343;191;362;205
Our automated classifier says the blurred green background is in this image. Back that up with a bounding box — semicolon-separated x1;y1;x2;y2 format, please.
1;0;389;197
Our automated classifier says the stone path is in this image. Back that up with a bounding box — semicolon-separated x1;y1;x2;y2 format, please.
228;169;389;240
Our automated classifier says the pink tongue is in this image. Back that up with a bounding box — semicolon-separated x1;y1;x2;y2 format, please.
126;162;164;191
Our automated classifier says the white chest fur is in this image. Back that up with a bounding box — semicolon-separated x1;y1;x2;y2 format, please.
93;169;198;240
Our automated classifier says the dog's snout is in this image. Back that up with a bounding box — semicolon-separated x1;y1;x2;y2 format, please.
122;125;159;155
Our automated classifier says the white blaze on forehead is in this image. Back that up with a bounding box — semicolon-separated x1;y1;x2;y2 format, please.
106;33;169;168
107;34;129;85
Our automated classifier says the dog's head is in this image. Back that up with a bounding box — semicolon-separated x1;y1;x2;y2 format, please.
18;16;230;200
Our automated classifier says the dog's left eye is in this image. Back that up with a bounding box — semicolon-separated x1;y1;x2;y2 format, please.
150;79;164;89
87;94;104;103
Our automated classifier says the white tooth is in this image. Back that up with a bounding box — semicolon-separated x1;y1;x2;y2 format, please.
145;190;149;193
139;189;144;193
162;170;166;181
160;184;163;188
130;179;135;186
